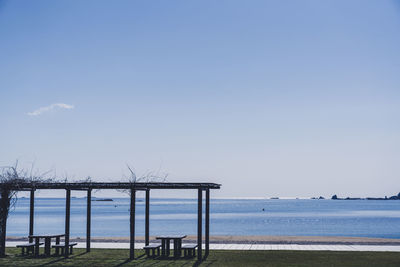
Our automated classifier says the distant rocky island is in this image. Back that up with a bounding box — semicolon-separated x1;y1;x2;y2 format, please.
330;192;400;200
93;198;114;202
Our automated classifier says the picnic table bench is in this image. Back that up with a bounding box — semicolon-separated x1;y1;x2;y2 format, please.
52;242;78;255
16;242;44;255
182;244;198;257
143;243;162;258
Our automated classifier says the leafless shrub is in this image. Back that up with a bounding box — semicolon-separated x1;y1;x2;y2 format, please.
125;164;168;183
0;161;55;211
117;164;168;196
0;161;55;257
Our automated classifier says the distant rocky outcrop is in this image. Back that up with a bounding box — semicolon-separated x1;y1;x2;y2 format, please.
332;193;400;200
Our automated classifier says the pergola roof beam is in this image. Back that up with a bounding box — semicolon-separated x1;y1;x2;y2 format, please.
1;182;221;190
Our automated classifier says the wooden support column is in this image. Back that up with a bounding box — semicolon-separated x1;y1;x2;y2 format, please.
197;189;203;261
65;189;71;258
145;189;150;246
86;189;91;252
130;189;136;260
29;190;35;243
205;188;210;256
0;189;10;258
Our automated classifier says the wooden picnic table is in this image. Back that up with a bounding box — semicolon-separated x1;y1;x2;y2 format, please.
156;235;187;258
29;234;65;257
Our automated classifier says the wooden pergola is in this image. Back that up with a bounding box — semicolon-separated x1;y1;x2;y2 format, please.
0;182;221;261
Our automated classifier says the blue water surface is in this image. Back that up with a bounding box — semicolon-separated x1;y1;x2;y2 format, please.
6;198;400;238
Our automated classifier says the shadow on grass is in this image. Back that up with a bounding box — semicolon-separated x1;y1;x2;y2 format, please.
136;254;147;260
113;258;132;267
112;253;147;267
37;252;88;267
116;255;204;267
198;260;217;267
170;259;215;267
11;251;214;267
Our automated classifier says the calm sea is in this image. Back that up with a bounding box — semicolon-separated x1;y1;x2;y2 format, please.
6;198;400;239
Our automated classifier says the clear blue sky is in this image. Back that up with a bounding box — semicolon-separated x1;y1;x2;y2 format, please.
1;0;400;198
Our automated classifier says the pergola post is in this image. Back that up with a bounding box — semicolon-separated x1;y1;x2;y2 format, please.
65;189;71;258
0;188;9;258
86;189;91;252
205;188;210;256
29;190;35;243
197;188;203;261
130;188;136;260
145;189;150;246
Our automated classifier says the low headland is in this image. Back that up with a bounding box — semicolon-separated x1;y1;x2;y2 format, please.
331;192;400;200
307;192;400;201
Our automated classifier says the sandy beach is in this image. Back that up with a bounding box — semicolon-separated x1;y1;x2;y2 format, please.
7;235;400;245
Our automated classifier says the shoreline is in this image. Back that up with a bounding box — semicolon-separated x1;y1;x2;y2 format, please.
7;235;400;245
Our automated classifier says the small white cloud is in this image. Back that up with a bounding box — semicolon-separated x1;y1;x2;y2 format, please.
27;103;74;116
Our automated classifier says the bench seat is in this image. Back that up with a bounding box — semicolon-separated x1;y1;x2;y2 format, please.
143;244;161;258
52;242;78;255
182;244;197;258
16;242;44;255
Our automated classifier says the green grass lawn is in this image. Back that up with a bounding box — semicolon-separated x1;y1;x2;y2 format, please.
1;248;400;267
